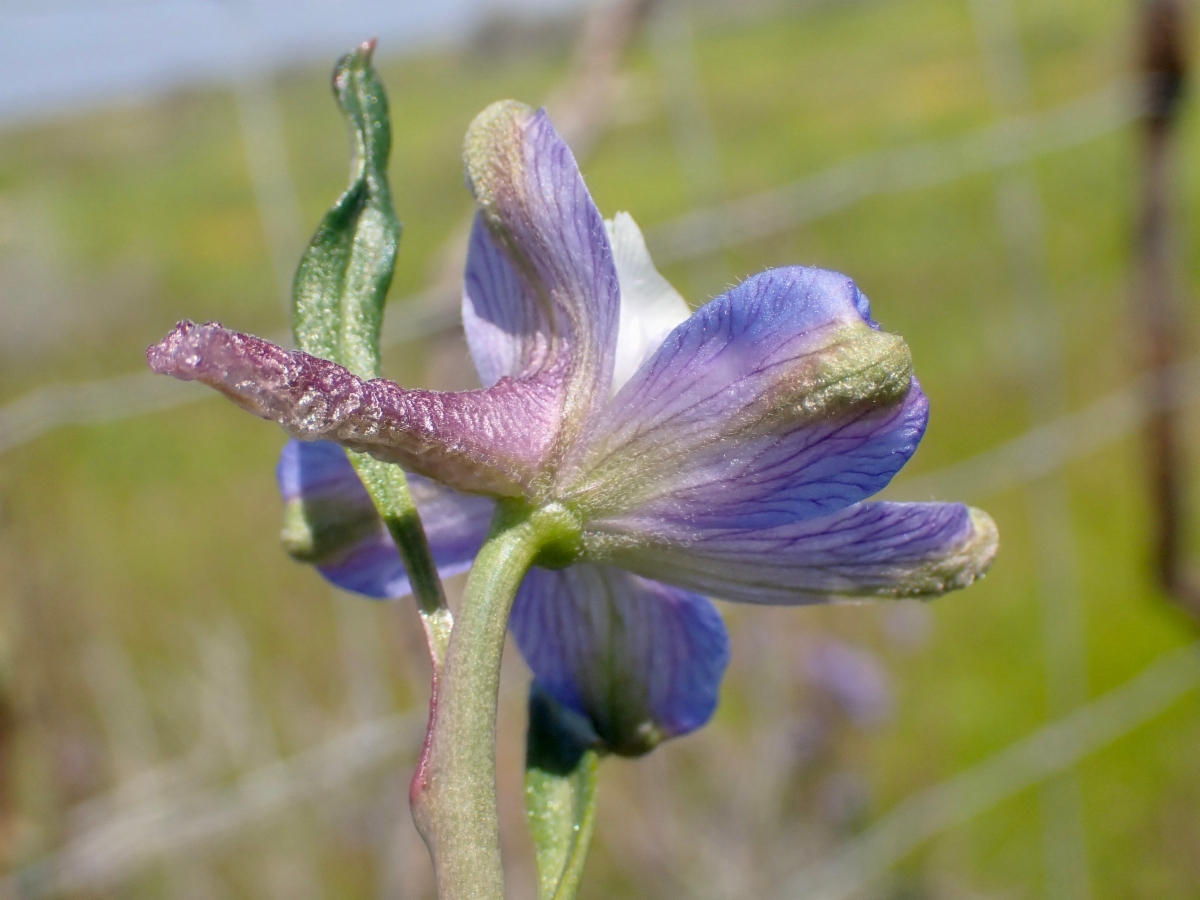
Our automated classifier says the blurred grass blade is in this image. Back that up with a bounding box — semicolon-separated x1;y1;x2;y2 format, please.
525;686;603;900
292;38;398;379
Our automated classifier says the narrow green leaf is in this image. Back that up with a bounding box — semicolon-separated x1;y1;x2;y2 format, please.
525;686;603;900
285;42;450;659
292;39;399;380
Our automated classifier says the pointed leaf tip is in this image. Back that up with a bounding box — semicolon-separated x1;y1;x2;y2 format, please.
296;42;397;375
338;37;377;69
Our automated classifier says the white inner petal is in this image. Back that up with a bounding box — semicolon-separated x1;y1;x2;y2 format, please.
605;212;691;394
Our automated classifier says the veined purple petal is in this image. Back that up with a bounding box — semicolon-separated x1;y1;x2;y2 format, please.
509;564;730;756
463;101;619;457
563;267;925;531
318;533;422;599
462;217;553;388
148;321;563;498
279;436;368;505
277;439;493;598
599;501;999;605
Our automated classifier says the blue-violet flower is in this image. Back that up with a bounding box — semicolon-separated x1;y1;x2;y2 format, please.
149;100;998;756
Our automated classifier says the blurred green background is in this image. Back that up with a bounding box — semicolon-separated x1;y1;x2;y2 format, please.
1;0;1198;897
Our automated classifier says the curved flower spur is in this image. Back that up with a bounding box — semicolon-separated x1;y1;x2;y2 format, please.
148;51;997;900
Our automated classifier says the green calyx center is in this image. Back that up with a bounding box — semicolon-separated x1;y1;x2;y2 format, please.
525;502;586;570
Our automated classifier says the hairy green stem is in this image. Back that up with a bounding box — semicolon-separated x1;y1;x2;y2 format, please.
413;501;545;900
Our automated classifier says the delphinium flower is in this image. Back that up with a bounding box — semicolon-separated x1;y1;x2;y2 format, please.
148;81;997;900
270;196;992;752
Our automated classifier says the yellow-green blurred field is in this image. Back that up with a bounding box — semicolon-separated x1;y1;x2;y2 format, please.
2;0;1199;897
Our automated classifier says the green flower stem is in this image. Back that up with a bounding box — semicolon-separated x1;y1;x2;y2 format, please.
414;500;551;900
348;452;453;665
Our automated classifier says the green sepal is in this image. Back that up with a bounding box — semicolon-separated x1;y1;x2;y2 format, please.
525;685;603;900
292;39;399;379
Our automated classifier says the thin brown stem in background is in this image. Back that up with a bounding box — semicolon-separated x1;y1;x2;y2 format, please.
1138;0;1200;623
424;0;661;295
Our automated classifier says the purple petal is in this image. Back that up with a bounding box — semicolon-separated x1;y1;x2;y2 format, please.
317;533;423;599
602;501;999;605
509;564;730;756
279;435;370;505
463;102;619;454
277;439;493;599
149;321;563;498
562;267;927;532
462;217;553;388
